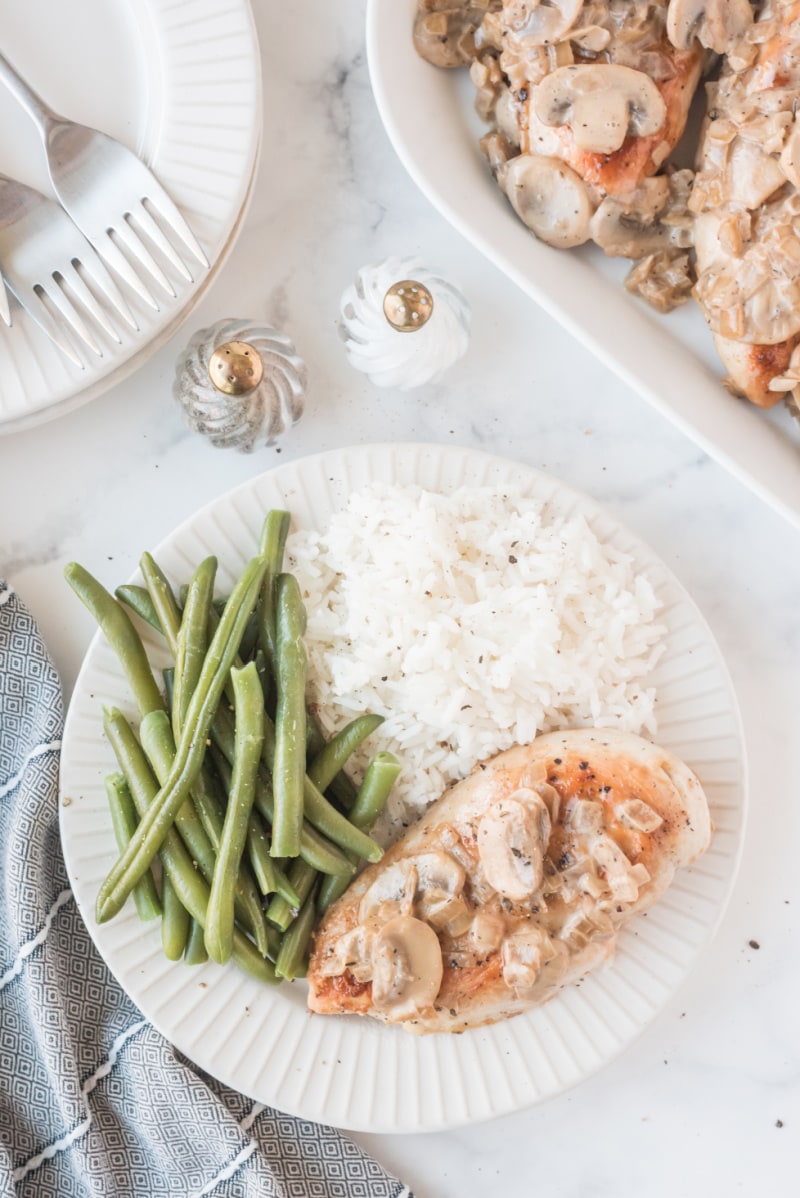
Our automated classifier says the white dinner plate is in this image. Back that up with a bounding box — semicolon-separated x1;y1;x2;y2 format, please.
59;443;747;1132
366;1;800;532
0;0;261;432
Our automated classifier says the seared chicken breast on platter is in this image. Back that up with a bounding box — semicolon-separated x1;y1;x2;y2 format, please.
691;0;800;410
414;1;749;311
307;730;711;1034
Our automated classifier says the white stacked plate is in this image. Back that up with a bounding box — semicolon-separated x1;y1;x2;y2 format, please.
0;0;261;432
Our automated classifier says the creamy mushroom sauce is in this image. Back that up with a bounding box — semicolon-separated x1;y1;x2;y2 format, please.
691;0;800;410
414;0;712;313
315;762;665;1024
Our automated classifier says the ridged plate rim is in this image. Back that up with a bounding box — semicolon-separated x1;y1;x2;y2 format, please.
59;443;748;1132
0;0;261;431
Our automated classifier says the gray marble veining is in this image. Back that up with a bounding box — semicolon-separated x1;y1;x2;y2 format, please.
0;3;798;1195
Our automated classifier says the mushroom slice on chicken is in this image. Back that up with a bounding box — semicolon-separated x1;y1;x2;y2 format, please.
691;0;800;409
476;3;703;198
307;730;711;1034
666;0;754;55
413;0;503;68
414;2;705;308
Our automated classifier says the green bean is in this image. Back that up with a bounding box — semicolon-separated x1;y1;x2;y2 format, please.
139;552;182;654
246;811;277;896
110;587;258;889
173;556;216;739
317;752;401;913
102;707;276;983
104;773;161;922
271;862;302;908
267;859;316;932
256;510;291;674
187;765;225;855
348;752;402;829
252;784;356;877
139;710;217;882
238;612;260;663
306;712;358;809
207;637;359;877
162;874;190;960
307;714;384;794
264;717;383;862
64;564;164;718
270;573;307;858
210;744;279;898
183;919;209;966
275;886;318;981
205;663;265;965
162;667;175;712
115;585;164;637
140;708;271;958
96;554;268;923
301;775;383;860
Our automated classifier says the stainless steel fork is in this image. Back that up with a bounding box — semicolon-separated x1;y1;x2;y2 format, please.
0;275;10;328
0;174;135;366
0;49;209;308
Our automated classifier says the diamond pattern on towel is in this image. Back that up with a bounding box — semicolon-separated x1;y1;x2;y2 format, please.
0;583;412;1198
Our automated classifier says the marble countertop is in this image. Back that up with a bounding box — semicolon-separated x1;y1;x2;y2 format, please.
1;2;799;1194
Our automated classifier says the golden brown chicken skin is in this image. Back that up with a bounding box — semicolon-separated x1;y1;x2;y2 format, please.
307;730;711;1035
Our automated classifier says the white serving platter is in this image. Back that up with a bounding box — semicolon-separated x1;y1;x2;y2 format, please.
59;443;747;1132
366;0;800;532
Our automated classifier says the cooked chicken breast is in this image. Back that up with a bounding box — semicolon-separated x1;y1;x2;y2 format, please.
415;2;707;310
307;730;711;1034
691;0;800;409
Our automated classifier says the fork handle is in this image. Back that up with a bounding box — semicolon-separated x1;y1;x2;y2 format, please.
0;49;58;135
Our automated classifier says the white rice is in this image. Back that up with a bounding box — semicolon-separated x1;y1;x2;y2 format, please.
287;483;665;836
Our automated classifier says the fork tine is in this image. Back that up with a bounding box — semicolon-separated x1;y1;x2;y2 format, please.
93;231;161;311
0;276;10;327
144;181;209;269
4;280;84;368
113;219;176;298
37;277;102;357
76;247;139;332
132;203;194;283
60;262;122;344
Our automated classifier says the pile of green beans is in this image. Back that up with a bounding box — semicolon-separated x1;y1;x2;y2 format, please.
64;509;401;984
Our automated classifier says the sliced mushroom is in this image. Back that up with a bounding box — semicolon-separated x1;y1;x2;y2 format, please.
371;915;444;1021
413;849;467;925
533;64;666;156
569;24;611;53
415;851;466;899
317;926;376;982
591;834;640;903
500;924;556;994
666;0;753;54
477;787;551;902
359;861;417;923
500;154;593;249
508;0;583;45
413;2;489;68
589;174;696;262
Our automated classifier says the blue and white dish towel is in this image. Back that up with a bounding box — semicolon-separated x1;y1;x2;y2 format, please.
0;581;413;1198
